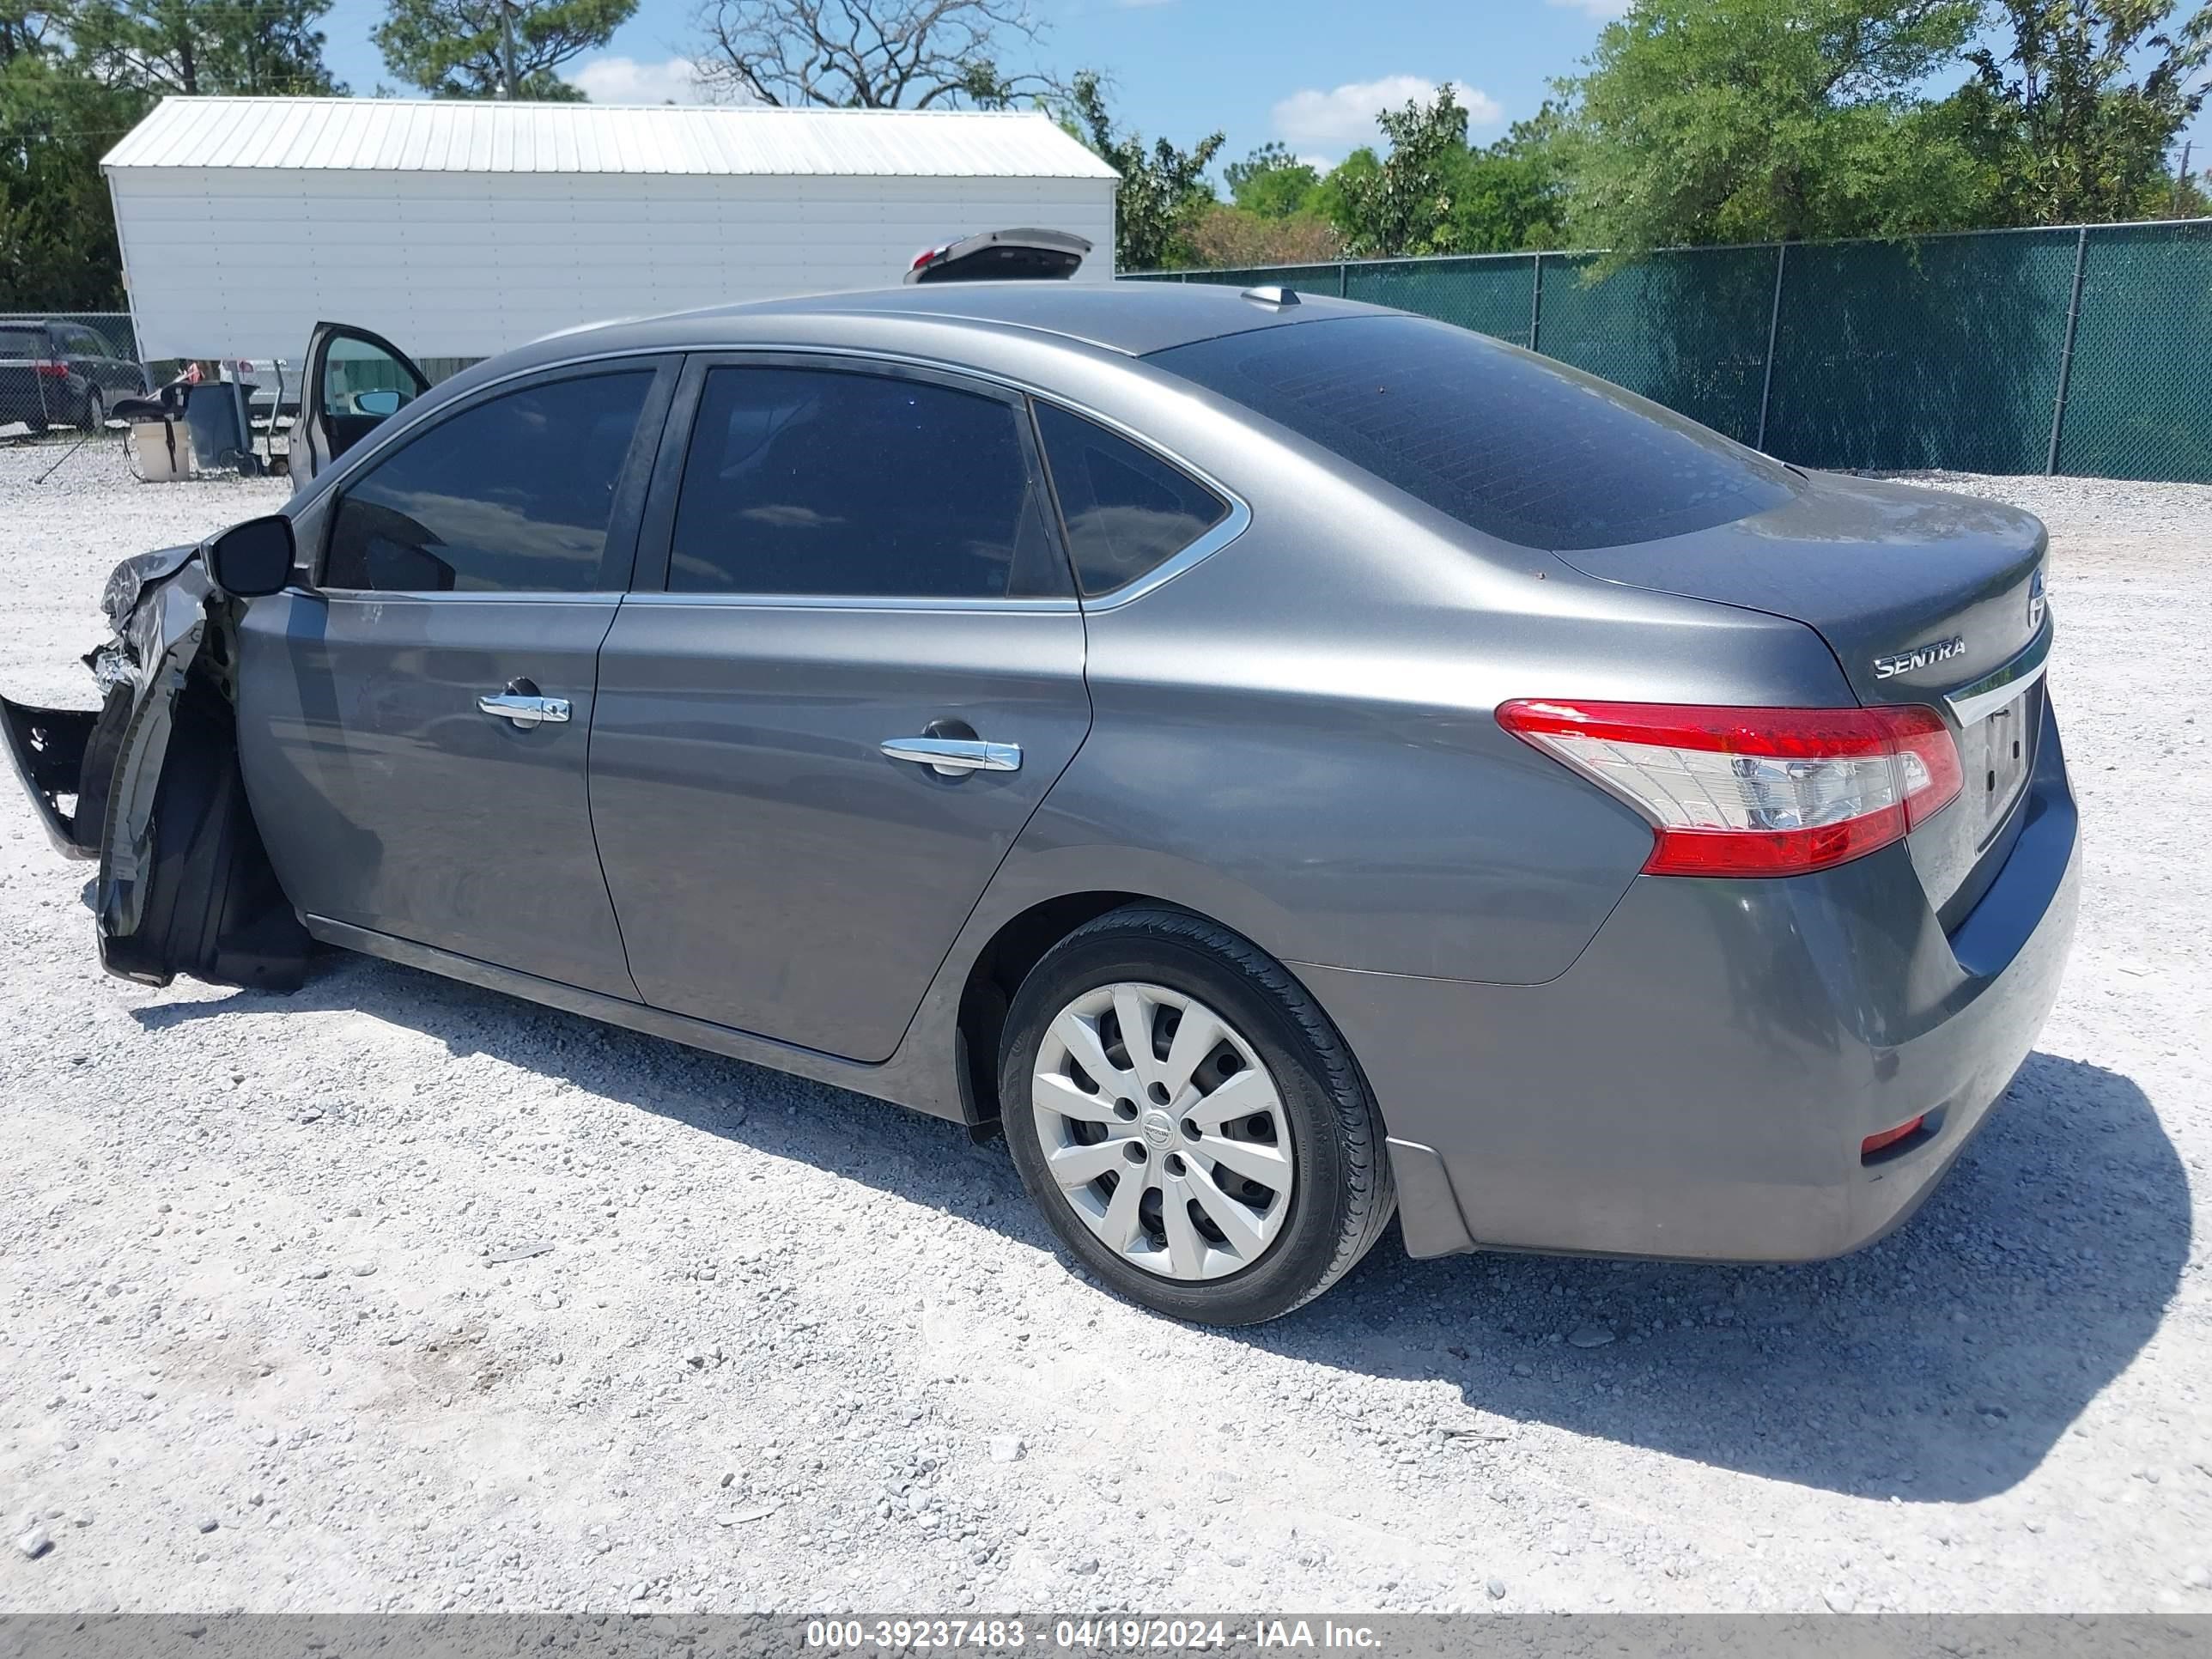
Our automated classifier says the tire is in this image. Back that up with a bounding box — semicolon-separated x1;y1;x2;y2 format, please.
78;387;105;434
1000;905;1395;1325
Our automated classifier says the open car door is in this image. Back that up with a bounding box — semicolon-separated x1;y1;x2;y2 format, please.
299;321;428;480
904;228;1092;284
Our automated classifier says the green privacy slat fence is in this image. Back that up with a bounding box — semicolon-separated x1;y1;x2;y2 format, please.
1127;220;2212;483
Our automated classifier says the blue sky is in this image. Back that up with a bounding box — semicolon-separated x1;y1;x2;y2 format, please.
313;0;2210;186
312;0;1624;167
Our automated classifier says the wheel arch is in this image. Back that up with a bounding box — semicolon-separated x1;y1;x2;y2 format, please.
949;885;1382;1143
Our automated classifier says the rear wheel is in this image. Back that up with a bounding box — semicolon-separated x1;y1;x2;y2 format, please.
1000;906;1395;1324
77;387;105;433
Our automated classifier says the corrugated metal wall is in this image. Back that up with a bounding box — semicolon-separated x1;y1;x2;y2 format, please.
108;168;1118;362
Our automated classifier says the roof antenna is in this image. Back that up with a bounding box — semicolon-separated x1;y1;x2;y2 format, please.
1241;286;1300;307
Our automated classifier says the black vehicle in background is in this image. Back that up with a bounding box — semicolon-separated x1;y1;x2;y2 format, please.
0;319;151;435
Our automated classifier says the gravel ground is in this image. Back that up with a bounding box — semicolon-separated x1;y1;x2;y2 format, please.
1;441;2209;1615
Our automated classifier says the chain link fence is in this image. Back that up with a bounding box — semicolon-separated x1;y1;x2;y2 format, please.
1129;220;2212;483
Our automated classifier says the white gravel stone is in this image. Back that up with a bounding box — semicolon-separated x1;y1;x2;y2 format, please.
0;446;2205;1613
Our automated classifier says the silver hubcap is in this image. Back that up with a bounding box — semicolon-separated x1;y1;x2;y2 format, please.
1030;981;1294;1282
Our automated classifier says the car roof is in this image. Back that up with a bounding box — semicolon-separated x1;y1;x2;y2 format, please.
546;281;1382;361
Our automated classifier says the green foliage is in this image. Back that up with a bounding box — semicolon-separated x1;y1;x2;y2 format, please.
375;0;634;98
1327;86;1472;257
71;0;342;94
1307;90;1570;260
5;0;345;305
1066;70;1221;271
1954;0;2212;224
1225;140;1322;218
2;42;145;304
1559;0;1993;258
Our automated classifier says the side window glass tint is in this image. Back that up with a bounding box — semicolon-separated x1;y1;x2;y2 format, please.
1033;404;1230;597
323;335;421;422
667;366;1066;599
325;371;652;592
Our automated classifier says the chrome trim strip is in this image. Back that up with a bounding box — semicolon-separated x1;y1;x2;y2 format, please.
318;589;623;604
1945;624;2052;726
1079;495;1254;612
618;592;1080;615
300;340;1256;612
880;737;1022;773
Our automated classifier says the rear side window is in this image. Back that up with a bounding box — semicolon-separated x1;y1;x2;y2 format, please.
325;371;652;592
667;365;1066;599
1034;404;1229;597
1151;315;1796;551
0;326;50;356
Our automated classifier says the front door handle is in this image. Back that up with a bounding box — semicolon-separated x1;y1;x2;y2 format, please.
477;690;571;730
880;737;1022;776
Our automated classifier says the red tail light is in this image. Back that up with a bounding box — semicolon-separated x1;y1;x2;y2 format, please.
1497;700;1963;878
33;360;70;380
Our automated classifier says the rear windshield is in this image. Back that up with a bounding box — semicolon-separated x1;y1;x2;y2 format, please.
1148;314;1796;551
0;326;49;356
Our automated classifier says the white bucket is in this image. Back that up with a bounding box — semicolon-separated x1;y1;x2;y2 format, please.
131;420;193;483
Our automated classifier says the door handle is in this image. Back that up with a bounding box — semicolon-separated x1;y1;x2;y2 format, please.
880;737;1022;776
477;691;571;730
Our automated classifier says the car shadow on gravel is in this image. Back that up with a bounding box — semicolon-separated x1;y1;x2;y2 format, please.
136;960;2184;1504
1285;1049;2190;1503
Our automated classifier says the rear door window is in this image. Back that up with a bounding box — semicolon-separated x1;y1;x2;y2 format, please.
1033;404;1229;597
325;370;653;592
666;365;1066;599
1149;314;1797;551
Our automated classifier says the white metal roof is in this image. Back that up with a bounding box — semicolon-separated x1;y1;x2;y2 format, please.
102;96;1121;181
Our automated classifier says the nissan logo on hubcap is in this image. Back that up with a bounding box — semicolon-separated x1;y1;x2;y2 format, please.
1140;1109;1176;1148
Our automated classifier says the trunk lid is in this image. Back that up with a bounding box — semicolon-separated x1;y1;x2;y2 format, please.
1556;471;2051;922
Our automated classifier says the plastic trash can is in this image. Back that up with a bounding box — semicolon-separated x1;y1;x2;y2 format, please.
183;380;253;473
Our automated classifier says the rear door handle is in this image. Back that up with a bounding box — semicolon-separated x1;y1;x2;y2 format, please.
477;692;570;730
880;737;1022;775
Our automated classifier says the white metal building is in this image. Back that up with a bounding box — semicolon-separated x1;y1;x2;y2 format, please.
101;96;1120;365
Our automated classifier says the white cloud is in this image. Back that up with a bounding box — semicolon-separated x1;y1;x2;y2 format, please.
1547;0;1632;16
564;54;711;106
1270;76;1503;151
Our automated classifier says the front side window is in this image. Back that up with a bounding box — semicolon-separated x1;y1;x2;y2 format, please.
325;371;652;592
1033;404;1230;596
323;334;422;422
1151;314;1798;551
667;365;1066;600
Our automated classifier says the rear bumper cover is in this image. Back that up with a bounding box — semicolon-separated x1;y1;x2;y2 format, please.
1310;696;2081;1263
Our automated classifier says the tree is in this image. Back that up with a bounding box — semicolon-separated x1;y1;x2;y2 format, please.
692;0;1058;107
1559;0;1992;258
72;0;343;94
375;0;633;99
1225;141;1321;219
1064;70;1221;271
1443;106;1571;252
2;33;145;305
1328;86;1473;257
1187;202;1341;266
1954;0;2212;223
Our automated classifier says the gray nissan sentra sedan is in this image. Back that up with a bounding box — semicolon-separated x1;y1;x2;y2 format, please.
3;282;2078;1325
